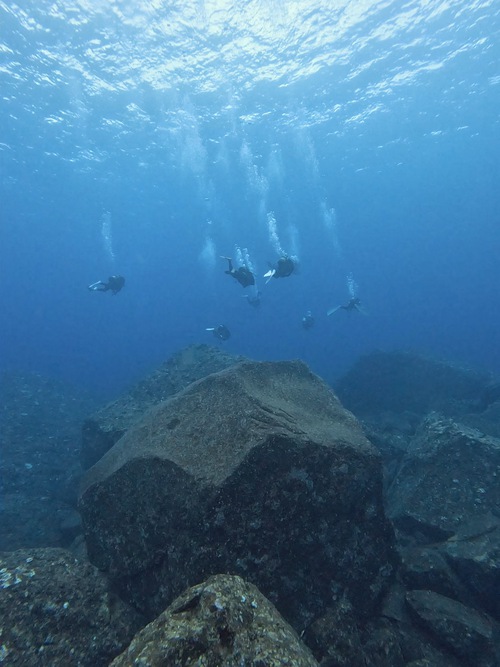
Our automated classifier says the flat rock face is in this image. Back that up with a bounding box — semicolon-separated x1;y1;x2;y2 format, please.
80;360;396;628
110;574;319;667
386;414;500;538
405;590;499;667
438;514;500;622
0;548;143;667
81;344;245;468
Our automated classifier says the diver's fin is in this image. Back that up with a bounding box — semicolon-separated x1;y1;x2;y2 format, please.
205;327;215;331
264;269;276;284
327;306;341;316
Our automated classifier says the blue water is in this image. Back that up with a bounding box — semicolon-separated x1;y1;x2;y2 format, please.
1;0;499;396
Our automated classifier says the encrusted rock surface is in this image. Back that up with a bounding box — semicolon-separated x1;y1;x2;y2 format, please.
0;547;143;666
386;414;500;539
405;590;499;667
438;514;500;622
395;513;500;627
110;574;319;667
81;344;245;468
399;545;471;606
0;372;97;551
80;359;397;628
303;582;465;666
461;399;500;439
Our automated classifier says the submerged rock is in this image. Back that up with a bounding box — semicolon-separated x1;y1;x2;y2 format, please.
399;545;470;607
302;600;368;666
405;590;499;667
439;514;500;622
386;414;500;540
397;513;500;628
336;351;489;420
81;344;245;468
304;581;466;666
0;547;143;666
79;359;397;628
110;574;319;666
0;372;97;551
460;399;500;439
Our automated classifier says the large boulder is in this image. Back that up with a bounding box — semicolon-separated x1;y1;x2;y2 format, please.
110;574;319;666
386;414;500;540
439;514;500;622
336;351;489;421
304;582;467;666
81;344;244;468
405;590;499;667
460;399;500;439
0;548;143;666
398;545;471;606
79;360;397;628
397;515;500;630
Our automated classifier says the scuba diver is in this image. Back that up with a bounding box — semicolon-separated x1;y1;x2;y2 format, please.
206;324;231;341
329;273;366;316
222;256;255;288
88;275;125;295
264;255;295;282
242;287;262;308
301;311;315;330
327;297;364;316
245;291;262;307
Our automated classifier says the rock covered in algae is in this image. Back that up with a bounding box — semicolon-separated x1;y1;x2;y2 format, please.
387;413;500;538
110;574;319;667
81;344;245;468
0;547;143;666
405;590;499;667
80;359;396;627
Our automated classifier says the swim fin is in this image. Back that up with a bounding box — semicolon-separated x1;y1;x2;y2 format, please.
263;269;276;284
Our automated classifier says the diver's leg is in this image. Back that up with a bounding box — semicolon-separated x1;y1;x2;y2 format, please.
88;281;106;291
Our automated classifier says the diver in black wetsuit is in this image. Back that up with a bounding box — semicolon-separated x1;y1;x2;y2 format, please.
222;257;255;288
327;297;362;316
206;324;231;341
264;255;296;281
244;290;262;307
341;297;361;312
88;275;125;295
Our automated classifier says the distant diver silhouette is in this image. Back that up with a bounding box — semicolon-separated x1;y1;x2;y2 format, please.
88;275;125;295
243;287;262;308
206;324;231;341
222;256;255;288
327;297;364;316
302;311;315;329
263;256;295;282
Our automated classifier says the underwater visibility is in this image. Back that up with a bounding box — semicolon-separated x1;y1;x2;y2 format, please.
1;1;500;665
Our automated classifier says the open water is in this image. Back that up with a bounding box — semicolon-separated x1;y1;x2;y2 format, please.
1;0;499;395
